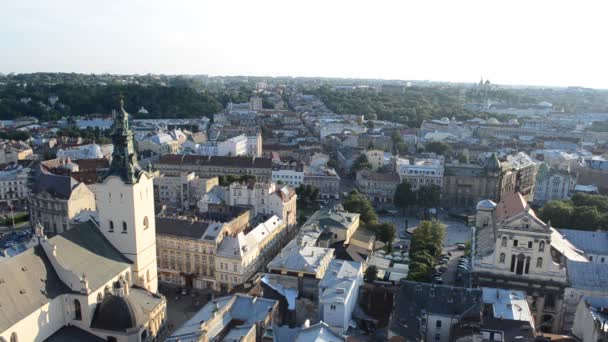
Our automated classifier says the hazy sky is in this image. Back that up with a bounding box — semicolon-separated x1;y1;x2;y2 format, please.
2;0;608;88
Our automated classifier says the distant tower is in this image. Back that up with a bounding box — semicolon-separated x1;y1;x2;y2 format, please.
96;97;158;293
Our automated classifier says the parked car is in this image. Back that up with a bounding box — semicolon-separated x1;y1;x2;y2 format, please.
457;244;467;250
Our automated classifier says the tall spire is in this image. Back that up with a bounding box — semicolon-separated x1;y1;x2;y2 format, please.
105;96;141;184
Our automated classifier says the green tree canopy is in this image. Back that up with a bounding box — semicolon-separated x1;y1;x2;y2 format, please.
343;190;378;224
394;181;416;213
364;265;378;282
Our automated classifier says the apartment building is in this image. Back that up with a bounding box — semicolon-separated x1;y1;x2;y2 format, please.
155;154;273;181
153;172;219;210
396;156;444;190
226;181;297;227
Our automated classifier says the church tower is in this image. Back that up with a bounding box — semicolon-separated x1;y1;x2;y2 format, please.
96;98;158;292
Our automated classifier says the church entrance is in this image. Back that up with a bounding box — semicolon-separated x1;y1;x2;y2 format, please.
516;254;525;275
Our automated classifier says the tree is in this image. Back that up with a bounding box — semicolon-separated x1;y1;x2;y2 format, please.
391;131;408;155
424;141;451;156
296;184;320;209
353;154;372;172
407;219;446;282
394;181;416;214
539;200;574;228
343;191;378;224
417;185;441;208
571;206;601;230
364;265;378;282
367;221;397;251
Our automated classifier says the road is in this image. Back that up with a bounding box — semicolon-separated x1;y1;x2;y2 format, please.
378;214;472;247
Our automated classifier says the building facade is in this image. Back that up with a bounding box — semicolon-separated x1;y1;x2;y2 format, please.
442;154;515;209
226;181;297;227
355;170;400;204
533;163;575;205
29;170;96;236
472;193;588;333
396;156;444;190
153;172;218;210
0;165;30;206
155;154;273;182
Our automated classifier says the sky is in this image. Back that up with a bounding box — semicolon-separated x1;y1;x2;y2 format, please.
2;0;608;88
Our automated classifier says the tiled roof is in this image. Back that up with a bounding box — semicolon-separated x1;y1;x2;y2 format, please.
495;192;535;222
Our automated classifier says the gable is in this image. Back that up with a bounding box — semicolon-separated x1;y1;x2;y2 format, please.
500;211;548;233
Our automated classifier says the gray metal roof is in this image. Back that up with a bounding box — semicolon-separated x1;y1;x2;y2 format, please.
167;294;277;342
567;260;608;291
558;229;608;255
44;325;106;342
0;246;70;333
155;217;211;239
48;221;132;291
388;281;482;340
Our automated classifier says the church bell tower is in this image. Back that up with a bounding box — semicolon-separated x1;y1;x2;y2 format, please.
96;97;158;293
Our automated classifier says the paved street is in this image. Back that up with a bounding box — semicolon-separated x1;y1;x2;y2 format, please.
159;285;214;338
378;214;472;247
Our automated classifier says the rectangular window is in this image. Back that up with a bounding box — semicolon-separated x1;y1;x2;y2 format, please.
330;305;336;310
513;240;518;247
528;241;533;248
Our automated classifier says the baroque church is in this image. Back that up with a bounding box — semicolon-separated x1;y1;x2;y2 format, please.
472;192;588;333
0;100;166;342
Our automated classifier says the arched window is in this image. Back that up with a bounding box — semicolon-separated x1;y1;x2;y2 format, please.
536;257;543;268
143;216;149;229
74;299;82;320
499;253;506;263
539;241;545;252
109;220;114;231
122;221;127;233
9;333;17;342
501;236;507;247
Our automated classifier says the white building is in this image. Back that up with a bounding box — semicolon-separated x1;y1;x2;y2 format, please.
572;296;608;342
226;181;297;227
272;162;305;187
396;156;444;190
318;259;363;334
215;216;286;292
217;134;248;157
246;132;262;157
56;143;108;160
0;165;30;206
